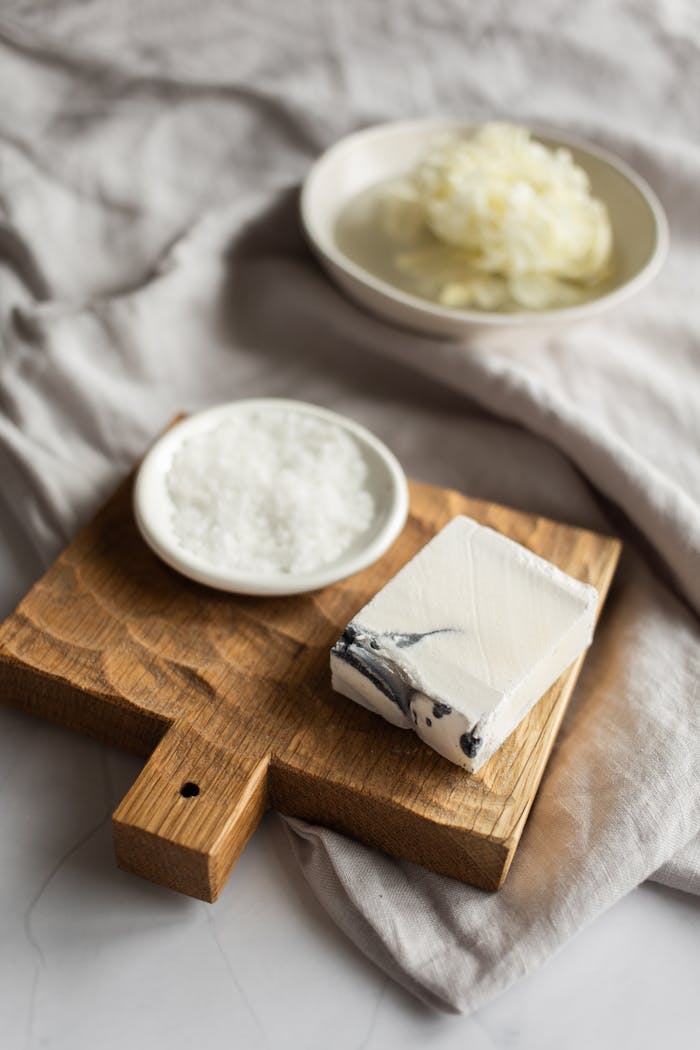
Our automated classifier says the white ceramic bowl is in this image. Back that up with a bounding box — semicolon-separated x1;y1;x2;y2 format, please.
133;399;409;596
301;118;669;339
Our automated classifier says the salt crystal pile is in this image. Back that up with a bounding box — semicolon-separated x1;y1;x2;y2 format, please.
166;407;375;575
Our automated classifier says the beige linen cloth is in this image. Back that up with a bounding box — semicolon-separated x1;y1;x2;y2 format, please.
0;1;698;1014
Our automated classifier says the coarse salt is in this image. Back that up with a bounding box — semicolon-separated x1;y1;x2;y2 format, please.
166;407;376;575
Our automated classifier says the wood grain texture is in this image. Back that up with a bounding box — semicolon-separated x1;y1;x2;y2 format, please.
0;456;620;900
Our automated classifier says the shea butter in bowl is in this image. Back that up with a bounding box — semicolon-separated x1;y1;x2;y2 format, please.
301;119;668;339
134;399;409;596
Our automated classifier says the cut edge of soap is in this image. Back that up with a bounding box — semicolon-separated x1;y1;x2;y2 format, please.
470;598;597;770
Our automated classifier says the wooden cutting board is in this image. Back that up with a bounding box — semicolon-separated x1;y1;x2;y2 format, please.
0;461;620;901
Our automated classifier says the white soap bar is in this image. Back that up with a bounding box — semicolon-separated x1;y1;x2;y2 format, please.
330;515;598;772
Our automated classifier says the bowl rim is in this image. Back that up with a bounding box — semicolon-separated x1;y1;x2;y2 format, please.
301;117;670;327
133;397;410;596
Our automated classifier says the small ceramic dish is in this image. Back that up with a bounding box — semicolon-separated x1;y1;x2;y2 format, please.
133;399;409;596
301;118;669;339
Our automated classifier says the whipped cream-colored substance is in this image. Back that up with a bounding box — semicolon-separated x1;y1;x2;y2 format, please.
382;123;613;311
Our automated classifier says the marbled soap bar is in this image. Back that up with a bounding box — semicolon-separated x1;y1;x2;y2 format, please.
330;515;598;772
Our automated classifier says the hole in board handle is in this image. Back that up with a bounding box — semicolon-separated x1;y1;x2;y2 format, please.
180;781;200;798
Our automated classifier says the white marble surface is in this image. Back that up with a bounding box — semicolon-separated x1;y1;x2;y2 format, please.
1;501;698;1050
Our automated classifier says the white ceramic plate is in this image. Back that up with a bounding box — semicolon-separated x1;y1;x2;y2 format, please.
133;399;409;596
301;118;669;339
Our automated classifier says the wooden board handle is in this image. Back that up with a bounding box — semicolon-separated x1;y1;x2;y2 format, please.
113;722;269;901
